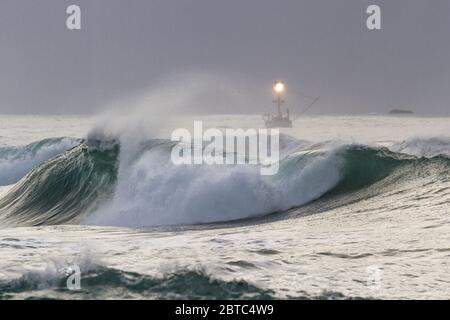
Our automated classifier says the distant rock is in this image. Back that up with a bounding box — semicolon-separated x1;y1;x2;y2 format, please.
388;109;414;115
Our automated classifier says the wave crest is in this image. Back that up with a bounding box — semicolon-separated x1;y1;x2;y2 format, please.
0;138;80;186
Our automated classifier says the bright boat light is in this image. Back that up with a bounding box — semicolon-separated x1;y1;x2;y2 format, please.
273;81;285;94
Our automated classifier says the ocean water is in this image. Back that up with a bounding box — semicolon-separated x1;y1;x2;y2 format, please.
0;114;449;299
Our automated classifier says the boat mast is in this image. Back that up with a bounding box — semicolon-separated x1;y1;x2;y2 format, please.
277;91;282;118
273;81;285;118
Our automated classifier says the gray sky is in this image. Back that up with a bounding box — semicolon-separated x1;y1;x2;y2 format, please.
0;0;449;115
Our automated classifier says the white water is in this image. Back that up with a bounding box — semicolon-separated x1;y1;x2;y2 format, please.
86;141;344;227
390;136;450;158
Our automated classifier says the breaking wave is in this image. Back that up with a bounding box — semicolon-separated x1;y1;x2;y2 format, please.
0;136;449;228
0;266;274;300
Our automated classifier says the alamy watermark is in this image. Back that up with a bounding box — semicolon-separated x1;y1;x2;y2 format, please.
170;121;280;175
66;5;81;30
65;4;381;32
64;264;81;291
366;5;381;30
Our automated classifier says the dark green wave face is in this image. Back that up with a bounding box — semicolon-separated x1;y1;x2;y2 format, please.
327;146;416;195
330;146;450;199
0;143;119;226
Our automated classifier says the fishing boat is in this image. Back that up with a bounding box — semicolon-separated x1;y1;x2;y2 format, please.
263;81;292;128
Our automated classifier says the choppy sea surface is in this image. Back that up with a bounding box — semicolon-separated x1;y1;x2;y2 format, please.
0;114;449;299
